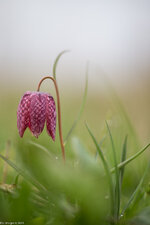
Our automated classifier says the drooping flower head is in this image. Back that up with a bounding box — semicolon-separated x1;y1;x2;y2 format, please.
17;91;56;140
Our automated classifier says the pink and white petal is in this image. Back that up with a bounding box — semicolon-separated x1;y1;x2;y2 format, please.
46;95;56;141
17;91;32;137
29;92;46;138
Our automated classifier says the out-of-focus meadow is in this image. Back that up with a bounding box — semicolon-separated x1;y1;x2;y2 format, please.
0;69;150;224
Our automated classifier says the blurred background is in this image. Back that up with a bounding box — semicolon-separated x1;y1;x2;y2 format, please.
0;0;150;143
0;2;150;223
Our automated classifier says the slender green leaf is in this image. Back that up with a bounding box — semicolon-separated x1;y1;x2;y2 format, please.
121;162;150;217
86;123;115;217
14;174;20;186
111;143;150;173
64;65;88;146
29;141;52;158
120;135;128;186
0;154;47;193
106;121;120;220
95;136;106;160
53;50;70;80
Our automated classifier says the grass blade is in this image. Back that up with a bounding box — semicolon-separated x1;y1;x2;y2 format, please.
86;123;115;217
14;174;20;185
106;121;120;220
121;162;150;217
64;65;88;146
95;136;106;160
53;50;70;80
29;141;53;158
0;154;47;193
111;143;150;173
120;135;128;186
2;140;11;183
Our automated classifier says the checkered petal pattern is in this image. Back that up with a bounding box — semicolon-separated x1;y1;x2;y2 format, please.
46;95;56;141
29;92;46;138
17;91;56;140
17;91;32;137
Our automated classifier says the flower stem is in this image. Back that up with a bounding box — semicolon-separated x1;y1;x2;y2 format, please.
37;76;65;162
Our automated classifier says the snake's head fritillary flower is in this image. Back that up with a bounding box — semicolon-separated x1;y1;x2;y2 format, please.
17;91;56;140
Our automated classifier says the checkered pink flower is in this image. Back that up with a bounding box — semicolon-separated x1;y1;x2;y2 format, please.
17;91;56;140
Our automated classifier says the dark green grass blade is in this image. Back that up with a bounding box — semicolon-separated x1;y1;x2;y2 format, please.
0;154;47;193
64;66;88;146
95;136;106;160
14;174;20;185
120;135;128;186
111;143;150;173
106;121;120;220
53;50;70;80
86;123;115;217
121;162;150;217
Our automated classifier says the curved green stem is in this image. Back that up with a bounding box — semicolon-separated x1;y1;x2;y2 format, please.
53;50;70;80
37;76;65;162
111;143;150;173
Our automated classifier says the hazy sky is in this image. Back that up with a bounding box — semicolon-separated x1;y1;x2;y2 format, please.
0;0;150;88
